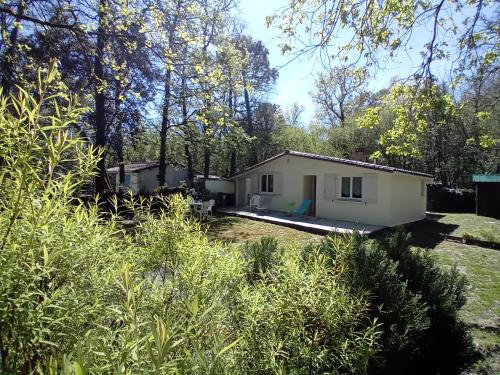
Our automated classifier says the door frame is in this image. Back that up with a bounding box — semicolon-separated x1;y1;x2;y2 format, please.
303;175;317;216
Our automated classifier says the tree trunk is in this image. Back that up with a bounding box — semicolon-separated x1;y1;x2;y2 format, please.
339;107;346;127
118;155;125;188
203;122;210;178
117;126;125;193
0;0;24;95
203;81;211;178
228;86;236;175
181;77;193;188
184;143;193;188
158;6;180;187
243;77;257;164
114;87;125;190
158;67;171;187
230;150;236;175
243;84;253;136
94;0;107;196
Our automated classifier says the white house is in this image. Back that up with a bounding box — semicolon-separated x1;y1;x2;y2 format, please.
230;150;433;227
107;162;189;194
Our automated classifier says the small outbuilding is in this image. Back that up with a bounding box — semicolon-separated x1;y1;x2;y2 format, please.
229;150;433;227
472;174;500;218
196;174;235;195
107;162;189;194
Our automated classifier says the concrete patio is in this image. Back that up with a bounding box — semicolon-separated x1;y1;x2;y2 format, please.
216;206;385;235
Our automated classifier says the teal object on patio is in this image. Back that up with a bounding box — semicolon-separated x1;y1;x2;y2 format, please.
293;199;312;215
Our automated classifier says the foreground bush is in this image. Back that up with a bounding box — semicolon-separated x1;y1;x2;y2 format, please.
241;236;281;283
381;232;475;374
0;67;242;373
0;65;380;374
236;244;379;374
318;233;475;375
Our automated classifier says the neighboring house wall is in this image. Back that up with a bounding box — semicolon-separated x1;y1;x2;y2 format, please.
166;166;189;187
204;179;235;194
108;165;189;194
233;154;427;227
137;168;158;193
127;173;140;193
108;171;142;193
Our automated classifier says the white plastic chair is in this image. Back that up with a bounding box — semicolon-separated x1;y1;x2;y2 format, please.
249;195;261;212
207;199;215;216
257;196;272;213
193;201;211;220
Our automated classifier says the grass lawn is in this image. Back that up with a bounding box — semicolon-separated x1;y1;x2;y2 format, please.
202;214;323;246
407;215;500;373
423;212;500;242
205;211;500;373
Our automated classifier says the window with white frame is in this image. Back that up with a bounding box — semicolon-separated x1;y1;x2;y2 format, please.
261;174;274;193
341;176;362;199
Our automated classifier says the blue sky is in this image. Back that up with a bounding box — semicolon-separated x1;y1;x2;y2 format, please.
237;0;469;124
239;0;319;123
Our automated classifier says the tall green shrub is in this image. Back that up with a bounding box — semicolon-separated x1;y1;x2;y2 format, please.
318;234;429;373
242;236;281;283
0;64;243;374
0;62;121;372
317;232;476;375
235;244;380;374
380;231;475;374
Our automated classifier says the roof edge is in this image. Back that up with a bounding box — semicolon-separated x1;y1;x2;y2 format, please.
472;174;500;183
228;151;288;179
229;150;433;179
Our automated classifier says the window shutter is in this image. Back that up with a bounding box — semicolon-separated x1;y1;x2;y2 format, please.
324;173;337;200
363;173;378;203
250;174;259;194
274;173;283;194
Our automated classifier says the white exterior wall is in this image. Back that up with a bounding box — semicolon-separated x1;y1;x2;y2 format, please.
137;166;189;193
137;168;158;193
233;155;426;227
204;179;235;194
166;166;189;187
108;172;141;193
389;173;427;226
130;174;140;193
109;165;189;194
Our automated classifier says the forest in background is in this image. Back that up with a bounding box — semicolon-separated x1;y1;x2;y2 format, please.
0;0;498;193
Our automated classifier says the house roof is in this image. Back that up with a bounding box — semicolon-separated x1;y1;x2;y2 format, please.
472;174;500;183
195;174;229;181
107;161;204;175
107;162;159;173
229;150;433;179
